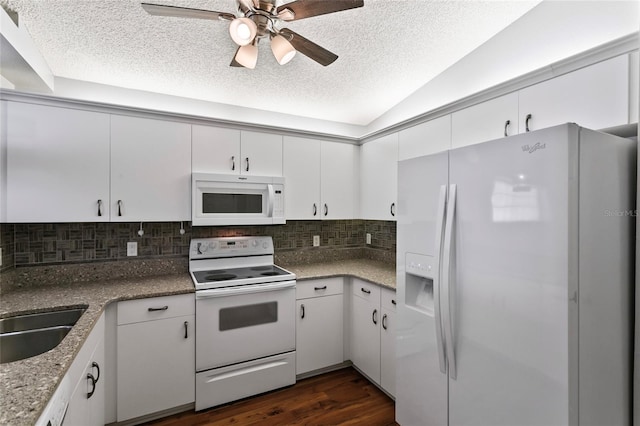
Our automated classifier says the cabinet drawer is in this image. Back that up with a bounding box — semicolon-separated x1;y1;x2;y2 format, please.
381;288;397;312
352;279;381;302
296;278;343;300
118;294;194;325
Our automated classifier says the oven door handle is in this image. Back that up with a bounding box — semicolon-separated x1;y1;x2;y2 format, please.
195;280;296;299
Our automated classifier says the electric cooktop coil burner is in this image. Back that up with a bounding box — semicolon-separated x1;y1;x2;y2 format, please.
260;271;281;276
250;266;272;271
203;274;237;281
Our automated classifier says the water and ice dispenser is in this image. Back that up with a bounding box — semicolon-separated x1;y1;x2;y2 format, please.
405;253;436;316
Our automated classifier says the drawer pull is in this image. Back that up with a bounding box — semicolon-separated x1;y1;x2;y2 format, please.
87;373;97;398
361;288;371;294
314;286;327;291
148;306;169;312
91;362;101;383
391;299;396;305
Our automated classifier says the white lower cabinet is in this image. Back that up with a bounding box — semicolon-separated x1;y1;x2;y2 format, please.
116;294;195;422
64;313;106;426
295;278;344;375
350;279;396;396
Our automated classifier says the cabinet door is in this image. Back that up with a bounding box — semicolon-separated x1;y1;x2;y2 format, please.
6;102;110;222
111;115;191;222
360;133;398;220
452;92;519;148
283;136;321;220
192;125;241;174
398;114;451;161
296;294;343;375
117;314;195;421
519;55;629;132
380;307;396;397
320;142;359;220
351;294;381;384
240;131;283;176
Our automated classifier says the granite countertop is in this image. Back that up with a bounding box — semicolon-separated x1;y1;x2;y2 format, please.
0;258;396;425
284;259;396;290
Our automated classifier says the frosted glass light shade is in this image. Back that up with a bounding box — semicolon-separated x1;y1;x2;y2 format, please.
271;35;296;65
229;17;257;46
235;44;258;69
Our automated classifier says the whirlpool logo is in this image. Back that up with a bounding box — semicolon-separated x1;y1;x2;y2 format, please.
521;142;546;154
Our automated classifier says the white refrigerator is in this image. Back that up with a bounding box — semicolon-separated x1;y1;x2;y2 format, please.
396;123;635;426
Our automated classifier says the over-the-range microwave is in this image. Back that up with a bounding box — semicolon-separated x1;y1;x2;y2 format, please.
192;173;285;226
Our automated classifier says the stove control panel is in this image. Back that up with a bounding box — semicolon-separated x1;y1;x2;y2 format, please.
189;236;273;259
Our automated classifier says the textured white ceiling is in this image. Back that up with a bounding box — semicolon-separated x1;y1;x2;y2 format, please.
1;0;540;125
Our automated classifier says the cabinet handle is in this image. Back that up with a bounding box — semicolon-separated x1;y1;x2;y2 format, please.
91;362;101;383
245;157;250;172
300;304;305;319
97;199;103;217
231;156;235;171
313;203;317;216
372;309;378;325
391;299;396;305
504;120;511;137
184;321;189;339
361;287;371;294
324;204;328;216
117;200;123;217
87;373;97;398
314;285;327;291
382;313;388;330
390;202;396;217
525;114;532;132
148;306;168;312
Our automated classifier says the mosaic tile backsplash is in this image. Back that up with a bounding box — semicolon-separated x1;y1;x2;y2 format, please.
0;220;396;269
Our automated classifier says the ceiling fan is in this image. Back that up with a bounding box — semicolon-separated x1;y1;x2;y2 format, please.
141;0;364;69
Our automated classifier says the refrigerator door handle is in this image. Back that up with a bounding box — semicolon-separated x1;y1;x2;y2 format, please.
433;184;448;374
442;183;458;380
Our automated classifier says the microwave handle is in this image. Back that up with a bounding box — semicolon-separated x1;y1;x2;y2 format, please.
267;184;275;217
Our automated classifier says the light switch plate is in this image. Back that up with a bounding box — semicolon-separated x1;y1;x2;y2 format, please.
366;233;372;245
127;242;138;256
313;235;320;247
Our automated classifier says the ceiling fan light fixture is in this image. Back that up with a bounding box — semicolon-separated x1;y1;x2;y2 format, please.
271;34;296;65
235;43;258;69
229;17;257;46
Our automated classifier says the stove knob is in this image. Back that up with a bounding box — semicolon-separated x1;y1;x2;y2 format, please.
210;242;217;250
252;240;259;248
262;242;268;249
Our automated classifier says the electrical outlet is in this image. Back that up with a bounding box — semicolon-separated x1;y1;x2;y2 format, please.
313;235;320;247
127;241;138;257
366;233;372;245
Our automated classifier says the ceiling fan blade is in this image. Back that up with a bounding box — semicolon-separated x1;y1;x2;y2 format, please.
230;47;245;67
279;28;338;66
141;3;235;21
276;0;363;21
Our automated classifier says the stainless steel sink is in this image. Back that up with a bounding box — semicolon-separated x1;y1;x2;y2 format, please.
0;307;87;364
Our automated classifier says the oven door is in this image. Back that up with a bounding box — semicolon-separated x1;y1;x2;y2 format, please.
195;280;296;372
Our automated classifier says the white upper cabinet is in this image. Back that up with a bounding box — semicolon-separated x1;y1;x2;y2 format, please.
111;115;191;222
283;136;321;220
452;92;519;148
240;131;283;176
360;133;398;221
192;126;282;176
398;114;451;161
519;54;629;133
321;141;359;220
5;102;110;222
192;126;240;174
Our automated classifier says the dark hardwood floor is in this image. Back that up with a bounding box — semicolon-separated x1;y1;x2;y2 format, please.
145;367;398;426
